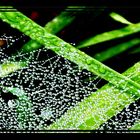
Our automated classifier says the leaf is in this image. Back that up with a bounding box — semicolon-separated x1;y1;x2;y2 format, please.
0;61;27;78
21;6;77;52
93;38;140;61
0;6;139;130
77;23;140;49
110;12;133;25
0;6;78;77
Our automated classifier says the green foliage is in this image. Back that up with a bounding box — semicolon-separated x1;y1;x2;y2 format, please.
21;6;76;52
0;10;140;98
110;12;133;25
0;6;139;131
77;23;140;49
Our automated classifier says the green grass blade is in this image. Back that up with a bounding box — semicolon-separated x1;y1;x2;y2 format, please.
110;12;133;25
46;62;140;130
77;23;140;49
0;11;140;98
21;6;77;52
0;61;27;78
129;120;140;130
94;38;140;62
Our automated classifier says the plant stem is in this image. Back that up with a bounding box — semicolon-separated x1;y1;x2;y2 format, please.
77;23;140;49
0;11;140;98
46;62;140;130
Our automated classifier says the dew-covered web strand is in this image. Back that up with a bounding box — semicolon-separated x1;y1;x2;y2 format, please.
0;34;26;64
0;47;102;130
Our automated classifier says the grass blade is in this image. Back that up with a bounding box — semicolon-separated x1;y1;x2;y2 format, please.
94;38;140;62
0;6;78;77
110;12;133;25
77;23;140;49
0;61;27;78
21;6;77;52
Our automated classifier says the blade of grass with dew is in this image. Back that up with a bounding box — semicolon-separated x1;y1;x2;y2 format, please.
3;39;140;82
77;23;140;49
0;10;140;98
21;6;104;52
129;120;140;130
21;6;80;52
46;62;140;130
93;38;140;62
0;7;85;129
0;61;28;78
110;12;133;25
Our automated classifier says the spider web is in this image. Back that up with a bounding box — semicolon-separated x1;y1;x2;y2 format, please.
0;33;139;130
0;36;102;130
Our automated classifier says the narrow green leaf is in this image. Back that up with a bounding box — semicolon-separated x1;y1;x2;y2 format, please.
77;23;140;49
21;6;77;52
110;12;133;25
21;6;104;53
94;38;140;61
0;61;27;78
0;6;77;77
0;10;140;98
